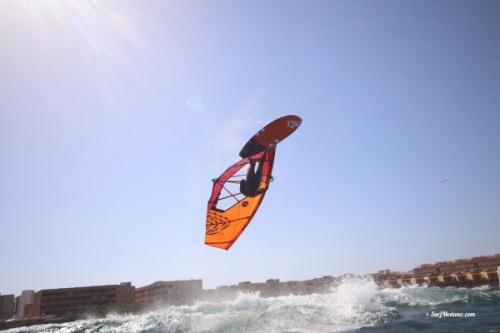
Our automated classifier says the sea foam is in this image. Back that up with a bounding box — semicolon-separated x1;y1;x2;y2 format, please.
5;277;500;333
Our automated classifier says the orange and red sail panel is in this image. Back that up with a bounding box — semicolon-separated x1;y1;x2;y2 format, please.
205;149;276;250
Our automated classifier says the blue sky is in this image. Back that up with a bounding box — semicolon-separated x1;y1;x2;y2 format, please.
1;0;499;296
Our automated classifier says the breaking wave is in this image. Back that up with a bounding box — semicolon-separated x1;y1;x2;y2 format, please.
5;277;500;333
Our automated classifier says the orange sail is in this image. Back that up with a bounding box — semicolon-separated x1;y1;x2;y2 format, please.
205;149;276;250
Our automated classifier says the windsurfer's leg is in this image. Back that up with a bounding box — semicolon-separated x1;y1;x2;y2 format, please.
249;158;256;174
246;158;257;182
255;153;267;177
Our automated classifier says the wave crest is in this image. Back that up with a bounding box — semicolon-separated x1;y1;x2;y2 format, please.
5;277;499;333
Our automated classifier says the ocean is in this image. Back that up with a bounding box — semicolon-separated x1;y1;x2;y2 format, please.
4;277;500;333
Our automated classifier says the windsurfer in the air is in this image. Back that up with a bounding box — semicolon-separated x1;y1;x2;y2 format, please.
240;153;269;197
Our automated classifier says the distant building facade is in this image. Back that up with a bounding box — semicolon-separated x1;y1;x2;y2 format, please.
135;280;203;306
205;276;338;300
32;282;135;317
373;254;500;288
14;290;34;318
413;254;500;275
0;294;15;320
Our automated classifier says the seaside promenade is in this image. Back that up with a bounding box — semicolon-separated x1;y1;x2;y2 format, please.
372;254;500;288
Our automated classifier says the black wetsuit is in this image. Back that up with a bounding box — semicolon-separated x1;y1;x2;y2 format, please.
240;154;268;197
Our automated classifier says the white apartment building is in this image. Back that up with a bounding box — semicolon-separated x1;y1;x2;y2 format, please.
14;290;34;318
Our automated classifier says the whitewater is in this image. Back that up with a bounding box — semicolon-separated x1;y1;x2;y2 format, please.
4;277;500;333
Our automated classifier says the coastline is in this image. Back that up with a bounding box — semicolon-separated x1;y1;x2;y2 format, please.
1;254;499;331
1;275;499;332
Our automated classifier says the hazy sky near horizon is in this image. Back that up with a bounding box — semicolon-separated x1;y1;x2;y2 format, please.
1;0;500;296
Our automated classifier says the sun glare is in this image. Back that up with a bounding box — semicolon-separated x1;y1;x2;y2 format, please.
5;0;148;61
